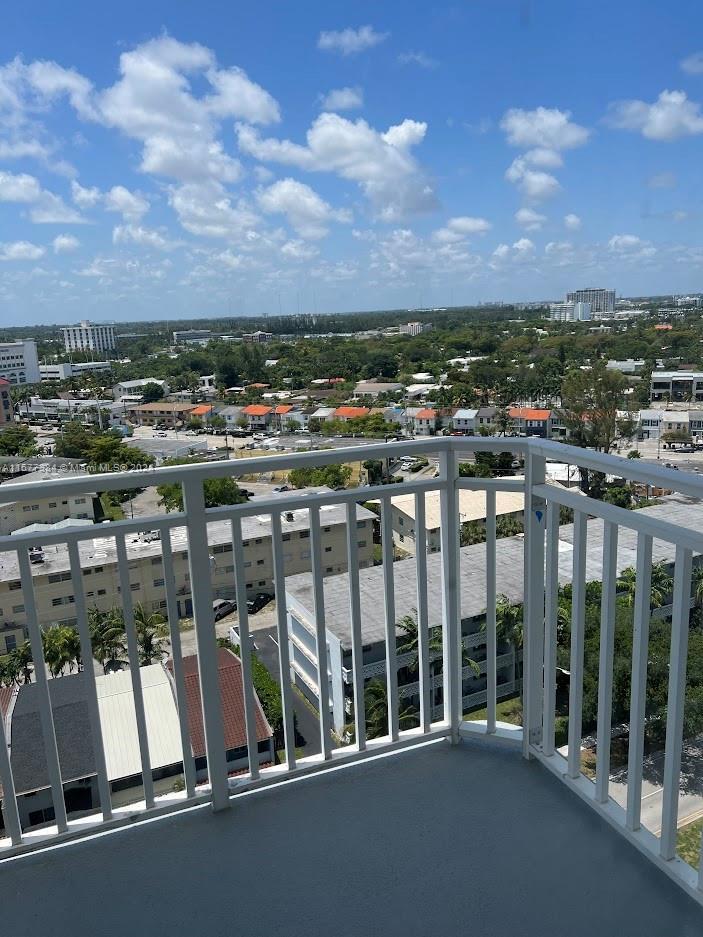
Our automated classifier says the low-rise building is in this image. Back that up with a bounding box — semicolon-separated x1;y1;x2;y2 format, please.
476;407;497;431
412;408;437;436
128;402;196;428
172;329;213;345
114;379;170;400
241;404;273;431
400;322;432;336
39;361;112;381
0;468;95;535
353;382;404;398
452;408;479;434
0;379;12;429
332;406;370;422
0;490;375;642
243;331;273;343
508;407;551;438
650;371;703;403
637;409;664;440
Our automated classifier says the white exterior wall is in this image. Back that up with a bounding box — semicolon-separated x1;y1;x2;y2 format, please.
61;322;116;353
0;340;41;385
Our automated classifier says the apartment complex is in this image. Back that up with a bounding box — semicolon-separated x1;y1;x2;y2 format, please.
400;322;432;336
0;491;375;647
650;371;703;403
372;487;525;555
548;302;591;322
0;468;95;535
0;379;12;428
172;329;213;345
566;288;615;318
39;361;111;381
128;402;196;427
61;321;116;354
0;340;40;385
243;331;273;343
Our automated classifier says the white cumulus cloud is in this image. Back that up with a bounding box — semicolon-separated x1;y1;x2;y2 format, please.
257;178;351;239
681;52;703;75
317;25;388;56
52;233;79;253
103;185;149;221
564;213;581;230
515;207;546;230
606;90;703;141
501;106;589;150
319;87;363;111
113;224;178;251
433;215;491;243
0;240;45;260
505;159;561;200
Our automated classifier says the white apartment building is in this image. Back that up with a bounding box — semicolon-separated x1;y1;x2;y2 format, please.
61;321;116;354
548;302;591;322
0;379;12;429
0;340;41;385
0;491;375;647
372;487;526;555
243;331;274;343
39;361;112;381
113;378;170;400
400;322;432;336
0;469;96;536
566;289;615;319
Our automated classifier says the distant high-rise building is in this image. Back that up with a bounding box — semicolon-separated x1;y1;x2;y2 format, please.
61;320;116;354
0;339;40;384
566;289;615;319
548;302;591;322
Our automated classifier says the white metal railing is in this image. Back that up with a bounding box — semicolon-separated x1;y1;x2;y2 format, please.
0;437;702;906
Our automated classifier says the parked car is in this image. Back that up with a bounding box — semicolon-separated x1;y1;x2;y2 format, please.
246;592;273;615
213;599;236;621
273;485;290;493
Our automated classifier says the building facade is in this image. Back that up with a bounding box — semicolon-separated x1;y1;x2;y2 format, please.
128;402;196;427
650;371;703;403
0;379;12;429
566;289;615;318
0;469;95;535
548;302;591;322
0;340;40;385
61;321;116;354
39;361;112;381
400;322;432;336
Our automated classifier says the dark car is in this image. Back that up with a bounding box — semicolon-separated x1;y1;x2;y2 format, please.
247;592;273;615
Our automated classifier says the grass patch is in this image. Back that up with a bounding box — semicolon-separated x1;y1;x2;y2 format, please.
678;818;703;869
464;696;523;726
99;492;125;521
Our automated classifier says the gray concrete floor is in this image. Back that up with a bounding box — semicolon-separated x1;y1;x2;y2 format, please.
3;739;703;937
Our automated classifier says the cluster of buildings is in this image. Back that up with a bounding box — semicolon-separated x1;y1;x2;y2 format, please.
1;647;274;828
548;288;616;323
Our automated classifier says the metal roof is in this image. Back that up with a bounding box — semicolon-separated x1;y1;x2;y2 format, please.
96;665;184;780
286;493;703;650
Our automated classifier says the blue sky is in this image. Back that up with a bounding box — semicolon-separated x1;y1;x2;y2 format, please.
1;0;703;324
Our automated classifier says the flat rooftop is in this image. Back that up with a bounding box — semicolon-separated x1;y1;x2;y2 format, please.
286;493;703;648
2;740;701;936
0;488;375;583
370;483;526;529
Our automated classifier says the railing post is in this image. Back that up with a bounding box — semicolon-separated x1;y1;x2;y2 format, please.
439;445;461;743
182;476;230;812
523;447;546;759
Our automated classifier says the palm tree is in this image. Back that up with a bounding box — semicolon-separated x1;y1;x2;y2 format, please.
133;604;169;665
362;679;419;740
617;566;638;607
650;563;673;609
396;611;442;673
42;626;81;677
88;607;126;673
7;641;33;684
495;595;523;690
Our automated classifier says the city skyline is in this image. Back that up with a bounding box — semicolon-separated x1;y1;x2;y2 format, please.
1;1;703;324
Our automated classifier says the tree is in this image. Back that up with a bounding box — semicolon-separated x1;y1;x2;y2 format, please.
140;382;165;403
0;424;37;457
602;485;633;509
396;611;442;674
617;562;673;609
157;465;248;512
209;414;226;431
288;464;352;490
361;678;418;740
133;604;168;665
7;641;33;684
88;607;126;673
558;363;627;495
42;625;81;677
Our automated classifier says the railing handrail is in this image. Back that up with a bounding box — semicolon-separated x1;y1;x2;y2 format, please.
1;435;700;505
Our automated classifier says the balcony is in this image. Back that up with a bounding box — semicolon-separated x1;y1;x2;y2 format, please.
2;437;703;933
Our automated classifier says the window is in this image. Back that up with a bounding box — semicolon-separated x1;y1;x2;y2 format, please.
75;498;86;505
48;502;57;508
282;533;291;542
9;581;21;590
326;567;333;573
151;556;161;565
358;540;367;548
153;578;165;587
300;531;309;539
256;559;264;566
12;604;24;614
324;546;332;553
356;520;365;529
258;580;266;587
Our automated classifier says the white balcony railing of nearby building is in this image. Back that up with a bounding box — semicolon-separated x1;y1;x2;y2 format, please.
0;438;702;906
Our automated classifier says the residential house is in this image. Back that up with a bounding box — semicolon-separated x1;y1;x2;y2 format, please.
661;412;690;440
452;409;479;434
241;404;273;431
332;406;370;422
637;409;664;441
508;407;551;438
413;408;437;436
128;402;196;428
114;379;170;400
476;407;497;432
218;405;244;431
353;381;404;398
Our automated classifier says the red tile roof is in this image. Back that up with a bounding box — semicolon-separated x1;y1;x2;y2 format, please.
508;407;551;420
242;404;273;416
415;408;437;419
169;649;272;758
190;404;214;416
333;406;370;419
274;404;294;414
248;382;270;389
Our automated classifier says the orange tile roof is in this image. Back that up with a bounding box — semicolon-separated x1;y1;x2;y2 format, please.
248;382;270;389
508;407;551;420
274;404;294;414
333;406;370;419
242;404;273;416
415;408;437;419
190;404;214;416
654;324;672;330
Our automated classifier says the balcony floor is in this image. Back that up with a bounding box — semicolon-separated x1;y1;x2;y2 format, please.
4;739;703;936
